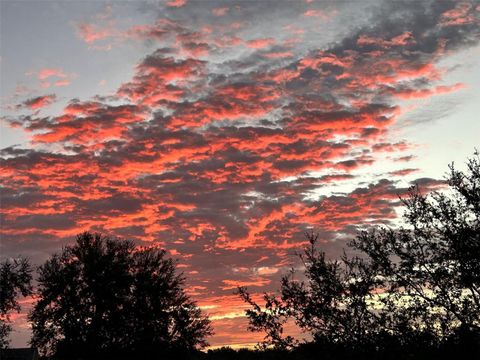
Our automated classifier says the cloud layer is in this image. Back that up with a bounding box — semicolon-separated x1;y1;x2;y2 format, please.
1;0;479;348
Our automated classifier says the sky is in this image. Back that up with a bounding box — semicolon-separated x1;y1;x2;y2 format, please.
1;0;479;349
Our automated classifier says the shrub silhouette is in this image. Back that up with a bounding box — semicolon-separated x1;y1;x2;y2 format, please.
239;152;480;357
0;257;32;348
29;232;212;359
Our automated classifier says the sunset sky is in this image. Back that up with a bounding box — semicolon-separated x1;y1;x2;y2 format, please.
1;0;479;349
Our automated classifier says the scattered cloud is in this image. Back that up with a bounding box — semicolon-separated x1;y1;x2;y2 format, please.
19;94;56;110
166;0;187;8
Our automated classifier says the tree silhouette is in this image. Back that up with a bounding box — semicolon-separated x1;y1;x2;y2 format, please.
0;257;32;348
239;152;480;356
350;151;480;348
238;232;382;352
29;232;212;359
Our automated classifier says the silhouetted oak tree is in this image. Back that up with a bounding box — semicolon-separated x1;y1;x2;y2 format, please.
351;152;480;343
239;152;480;354
29;232;212;359
0;257;32;348
238;232;382;351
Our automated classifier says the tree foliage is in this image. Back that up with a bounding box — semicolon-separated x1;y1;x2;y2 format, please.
239;152;480;355
351;152;480;338
238;233;382;351
29;232;212;359
0;257;32;348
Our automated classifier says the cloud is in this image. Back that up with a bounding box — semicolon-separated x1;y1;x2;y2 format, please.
212;7;229;17
36;68;67;80
76;22;112;43
166;0;187;8
26;67;74;89
221;278;271;290
245;38;275;49
73;4;117;49
2;0;480;348
54;79;70;87
390;82;465;99
303;9;324;18
439;1;477;26
4;0;478;269
20;94;56;110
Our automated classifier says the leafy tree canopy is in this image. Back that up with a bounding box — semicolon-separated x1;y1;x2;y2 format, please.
239;152;480;356
29;232;212;359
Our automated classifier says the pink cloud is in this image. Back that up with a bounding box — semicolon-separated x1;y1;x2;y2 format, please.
262;51;294;59
76;23;112;43
245;38;275;49
21;94;56;110
55;79;70;87
37;68;67;80
440;1;477;26
166;0;187;8
29;68;73;88
357;31;416;48
304;9;321;17
392;83;465;100
212;7;229;16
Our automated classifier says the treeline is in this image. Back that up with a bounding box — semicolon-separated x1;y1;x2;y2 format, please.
1;153;479;359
